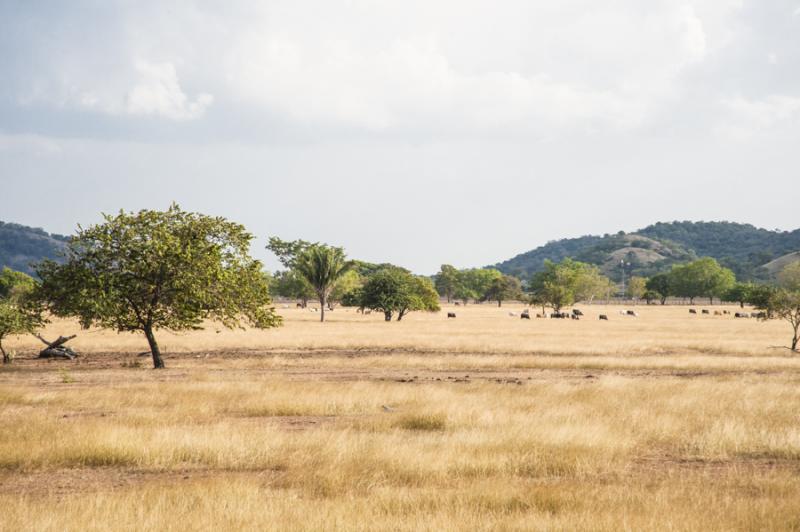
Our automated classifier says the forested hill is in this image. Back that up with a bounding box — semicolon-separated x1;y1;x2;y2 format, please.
493;221;800;281
0;221;69;276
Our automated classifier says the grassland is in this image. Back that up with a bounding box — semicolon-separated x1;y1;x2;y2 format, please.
1;304;799;531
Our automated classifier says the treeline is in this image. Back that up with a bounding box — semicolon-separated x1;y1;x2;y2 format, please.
1;206;800;370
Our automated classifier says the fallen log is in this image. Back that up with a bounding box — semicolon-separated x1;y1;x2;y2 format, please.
35;334;79;360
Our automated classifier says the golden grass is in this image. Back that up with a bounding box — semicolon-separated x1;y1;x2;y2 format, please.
1;304;799;530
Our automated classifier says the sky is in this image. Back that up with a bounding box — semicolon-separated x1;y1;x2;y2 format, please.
1;1;799;274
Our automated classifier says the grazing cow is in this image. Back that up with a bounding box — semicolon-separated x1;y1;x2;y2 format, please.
454;302;461;306
599;314;609;321
734;312;746;318
626;310;638;317
689;309;697;314
571;314;580;320
701;309;710;315
447;312;457;318
619;310;627;316
713;310;721;316
296;303;303;308
520;311;531;320
536;313;545;318
572;309;584;316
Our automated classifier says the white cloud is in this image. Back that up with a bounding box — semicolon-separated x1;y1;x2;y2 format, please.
126;61;213;120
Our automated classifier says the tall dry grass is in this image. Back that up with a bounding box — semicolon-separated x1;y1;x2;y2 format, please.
1;304;799;530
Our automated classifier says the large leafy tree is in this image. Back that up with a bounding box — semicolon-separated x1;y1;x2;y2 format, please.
457;268;503;304
626;276;647;301
484;274;522;307
645;273;672;305
528;259;611;313
293;245;353;322
755;263;800;352
669;258;736;304
725;282;755;308
434;265;461;303
35;205;281;369
328;270;362;310
0;269;43;364
359;268;440;321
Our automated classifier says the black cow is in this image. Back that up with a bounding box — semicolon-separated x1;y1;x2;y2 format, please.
447;312;456;318
599;314;609;321
626;310;638;317
701;309;710;315
520;311;531;320
572;309;584;316
689;309;697;314
734;312;747;318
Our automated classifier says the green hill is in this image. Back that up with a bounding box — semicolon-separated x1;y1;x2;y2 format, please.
493;221;800;281
0;221;69;276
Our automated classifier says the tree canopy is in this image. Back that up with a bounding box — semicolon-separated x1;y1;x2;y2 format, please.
528;259;611;313
293;244;353;322
668;258;735;304
0;268;43;363
35;205;281;369
358;267;440;321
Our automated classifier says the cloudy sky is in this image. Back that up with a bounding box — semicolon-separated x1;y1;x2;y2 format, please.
1;1;798;273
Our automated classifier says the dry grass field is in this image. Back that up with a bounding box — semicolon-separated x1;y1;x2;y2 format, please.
1;303;799;531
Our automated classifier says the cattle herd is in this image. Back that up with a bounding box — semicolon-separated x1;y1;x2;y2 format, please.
444;307;765;320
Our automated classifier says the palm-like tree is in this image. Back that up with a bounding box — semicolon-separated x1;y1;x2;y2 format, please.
294;245;352;322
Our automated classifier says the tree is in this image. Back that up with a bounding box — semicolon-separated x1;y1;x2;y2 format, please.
754;265;800;352
293;244;353;322
642;290;660;305
434;265;460;303
359;268;440;321
266;237;314;269
328;270;362;310
458;268;503;304
0;267;36;300
484;275;522;307
626;276;647;301
528;259;611;313
725;282;754;308
271;269;315;307
0;270;43;364
669;258;736;304
35;205;281;369
645;273;671;305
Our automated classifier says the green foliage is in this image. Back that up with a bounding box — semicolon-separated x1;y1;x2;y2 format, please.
358;267;440;321
266;237;314;269
35;205;280;369
725;282;755;308
752;264;800;351
455;268;503;304
668;258;736;304
626;276;647;300
528;259;611;312
329;270;362;309
0;269;43;364
293;245;353;322
434;265;460;302
645;273;672;305
493;221;800;281
483;274;522;307
271;269;316;305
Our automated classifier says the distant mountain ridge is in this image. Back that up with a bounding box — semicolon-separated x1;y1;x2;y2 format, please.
493;221;800;281
0;221;69;276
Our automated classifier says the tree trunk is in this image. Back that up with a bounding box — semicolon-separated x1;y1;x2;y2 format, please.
497;300;501;307
384;311;392;321
740;301;745;309
320;295;326;322
709;296;713;305
144;326;165;369
689;297;694;304
398;309;405;321
1;340;8;364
